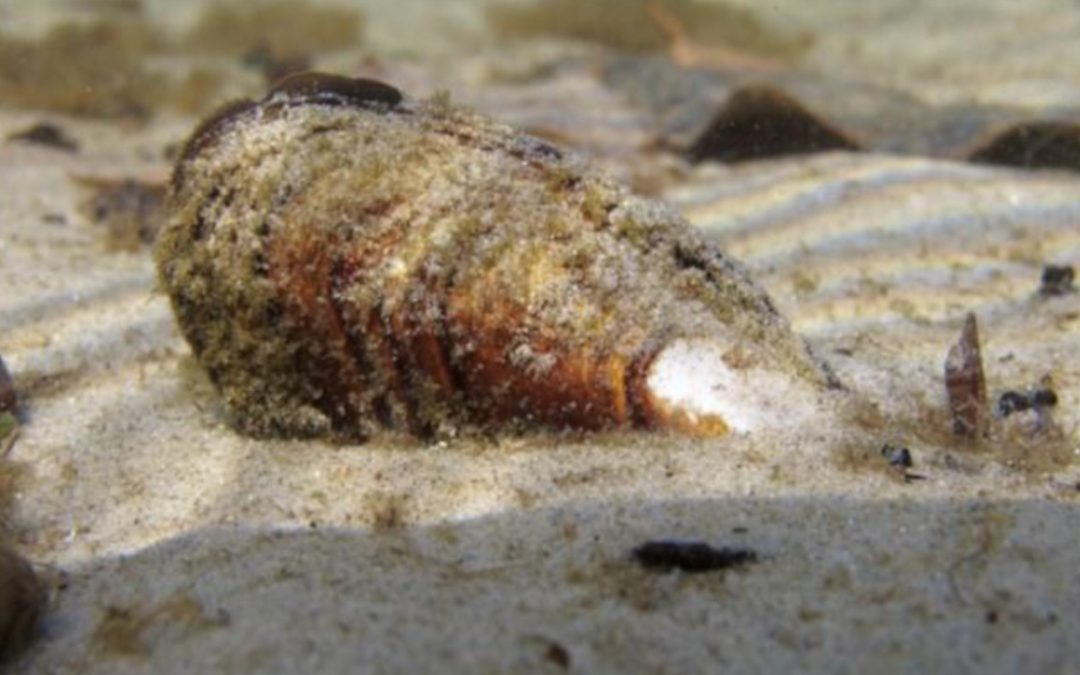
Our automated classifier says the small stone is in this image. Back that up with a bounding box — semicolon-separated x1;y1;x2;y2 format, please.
880;444;913;469
5;122;78;152
996;390;1030;418
1029;388;1058;409
632;540;758;573
1039;265;1075;296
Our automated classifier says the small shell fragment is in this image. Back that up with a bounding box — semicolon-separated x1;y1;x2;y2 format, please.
945;313;987;439
156;72;834;440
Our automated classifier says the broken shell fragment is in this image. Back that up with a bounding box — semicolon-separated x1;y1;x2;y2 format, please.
945;313;987;439
156;72;834;440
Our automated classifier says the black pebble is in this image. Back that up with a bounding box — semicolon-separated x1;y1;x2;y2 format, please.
5;122;79;152
996;390;1031;417
632;540;758;573
880;444;913;469
1039;265;1075;296
969;122;1080;172
997;388;1058;417
1030;388;1058;408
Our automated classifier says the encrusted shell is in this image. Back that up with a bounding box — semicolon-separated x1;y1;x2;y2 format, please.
156;73;833;440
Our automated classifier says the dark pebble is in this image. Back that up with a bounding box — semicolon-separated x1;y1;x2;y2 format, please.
1039;265;1075;296
996;390;1031;417
632;540;758;573
5;122;78;153
880;443;913;469
1030;388;1058;408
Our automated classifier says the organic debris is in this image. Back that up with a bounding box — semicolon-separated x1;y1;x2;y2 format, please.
631;540;758;573
686;85;861;163
944;313;987;440
4;122;79;152
74;176;167;252
166;67;229;117
1039;265;1075;297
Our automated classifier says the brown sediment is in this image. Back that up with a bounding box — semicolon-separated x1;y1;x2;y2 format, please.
166;67;229;117
91;592;228;659
184;0;365;60
156;74;833;440
486;0;811;61
0;19;164;118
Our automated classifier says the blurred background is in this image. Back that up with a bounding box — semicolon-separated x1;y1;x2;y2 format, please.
1;0;1077;119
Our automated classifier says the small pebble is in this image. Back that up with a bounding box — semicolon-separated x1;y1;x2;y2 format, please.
996;390;1030;417
1039;265;1075;296
880;444;913;469
5;122;78;153
996;387;1058;418
1030;388;1058;408
632;540;758;573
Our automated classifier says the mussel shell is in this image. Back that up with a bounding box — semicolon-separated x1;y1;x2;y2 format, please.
157;73;830;439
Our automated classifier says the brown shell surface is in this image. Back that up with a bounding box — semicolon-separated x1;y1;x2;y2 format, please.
155;75;830;439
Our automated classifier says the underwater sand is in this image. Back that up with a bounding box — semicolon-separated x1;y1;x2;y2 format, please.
0;0;1078;672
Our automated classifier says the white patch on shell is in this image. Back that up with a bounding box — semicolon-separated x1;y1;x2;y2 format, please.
646;338;821;434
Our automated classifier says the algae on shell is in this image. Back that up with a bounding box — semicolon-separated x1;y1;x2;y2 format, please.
156;74;834;440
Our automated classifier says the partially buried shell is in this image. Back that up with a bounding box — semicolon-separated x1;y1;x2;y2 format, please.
156;72;835;440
